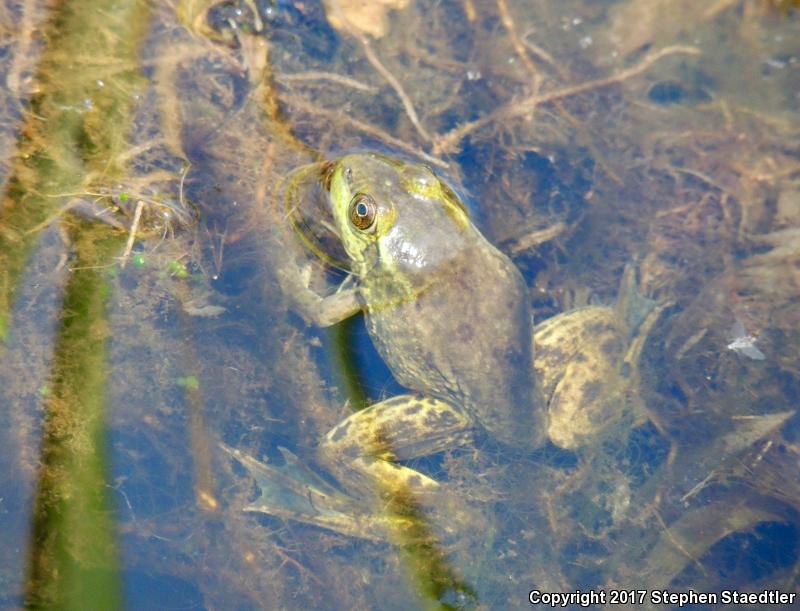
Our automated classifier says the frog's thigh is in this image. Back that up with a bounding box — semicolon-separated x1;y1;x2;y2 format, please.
534;307;622;392
547;358;616;449
319;394;473;494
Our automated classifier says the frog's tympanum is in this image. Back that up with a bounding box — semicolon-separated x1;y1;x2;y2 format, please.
223;153;661;537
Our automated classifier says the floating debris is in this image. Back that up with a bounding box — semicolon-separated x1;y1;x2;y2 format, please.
182;301;226;317
727;320;766;360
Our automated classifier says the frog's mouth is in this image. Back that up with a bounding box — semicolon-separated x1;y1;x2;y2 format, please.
283;162;352;271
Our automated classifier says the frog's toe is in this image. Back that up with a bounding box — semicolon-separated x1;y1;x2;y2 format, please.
616;263;659;331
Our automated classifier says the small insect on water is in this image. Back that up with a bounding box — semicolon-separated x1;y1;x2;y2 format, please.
726;320;766;361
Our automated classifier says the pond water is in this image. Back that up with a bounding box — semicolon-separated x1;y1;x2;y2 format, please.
0;0;798;609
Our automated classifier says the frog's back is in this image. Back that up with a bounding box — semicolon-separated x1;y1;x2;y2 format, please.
363;238;547;450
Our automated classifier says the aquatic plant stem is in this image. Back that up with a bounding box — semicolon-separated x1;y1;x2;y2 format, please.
25;223;126;610
0;0;150;342
2;0;153;606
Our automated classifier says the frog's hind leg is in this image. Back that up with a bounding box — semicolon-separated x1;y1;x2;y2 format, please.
319;394;473;498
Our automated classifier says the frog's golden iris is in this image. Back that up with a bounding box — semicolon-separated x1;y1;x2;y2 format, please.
348;193;377;230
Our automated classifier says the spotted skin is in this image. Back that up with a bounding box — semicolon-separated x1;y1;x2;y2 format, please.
319;394;473;497
533;296;662;449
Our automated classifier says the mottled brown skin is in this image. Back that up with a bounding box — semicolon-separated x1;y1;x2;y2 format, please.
363;237;546;452
533;307;630;449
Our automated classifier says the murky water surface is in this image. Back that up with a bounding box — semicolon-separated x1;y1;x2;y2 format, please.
1;0;798;608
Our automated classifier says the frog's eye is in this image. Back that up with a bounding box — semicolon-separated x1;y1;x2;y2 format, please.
348;193;377;231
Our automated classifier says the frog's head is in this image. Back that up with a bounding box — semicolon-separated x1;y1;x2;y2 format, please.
325;153;474;281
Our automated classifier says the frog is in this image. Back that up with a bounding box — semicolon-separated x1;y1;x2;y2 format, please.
223;152;663;535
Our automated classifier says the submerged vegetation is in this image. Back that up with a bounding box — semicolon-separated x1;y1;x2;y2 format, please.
0;0;798;608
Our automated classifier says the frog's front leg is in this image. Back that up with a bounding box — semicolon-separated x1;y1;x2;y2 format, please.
293;278;362;327
275;257;363;327
319;394;474;499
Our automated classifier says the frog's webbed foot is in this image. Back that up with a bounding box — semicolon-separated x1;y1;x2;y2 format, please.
219;443;387;541
615;263;660;332
319;394;474;499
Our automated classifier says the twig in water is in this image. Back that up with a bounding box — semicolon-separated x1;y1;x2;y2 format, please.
324;0;432;142
179;161;190;208
497;0;544;91
276;71;378;93
282;93;448;168
120;199;144;269
433;45;701;155
359;37;432;142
